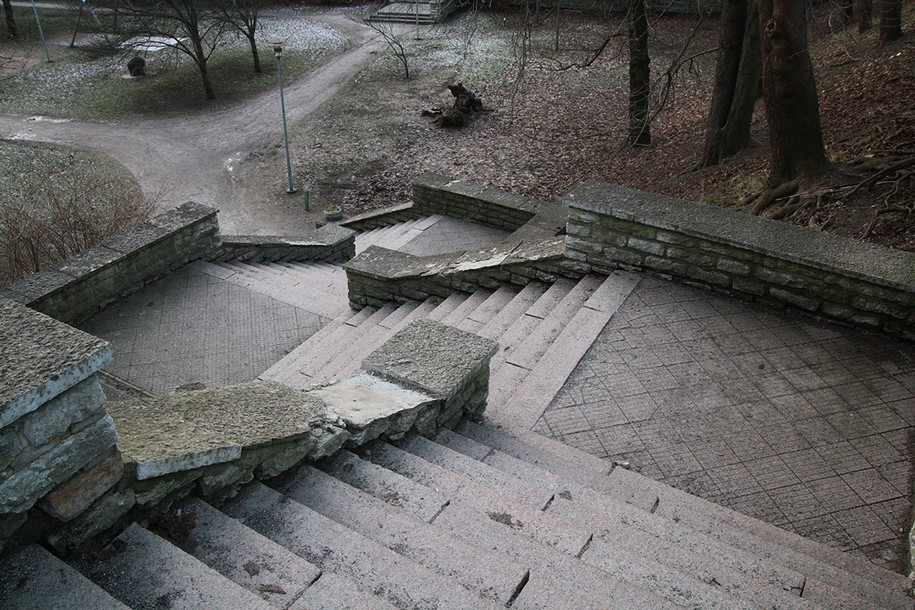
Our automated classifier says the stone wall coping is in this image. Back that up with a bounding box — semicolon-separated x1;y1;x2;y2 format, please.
363;319;498;399
107;381;342;480
565;181;915;293
222;224;355;249
0;299;112;429
340;202;417;229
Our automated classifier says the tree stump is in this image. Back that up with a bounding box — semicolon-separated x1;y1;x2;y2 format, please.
423;83;483;128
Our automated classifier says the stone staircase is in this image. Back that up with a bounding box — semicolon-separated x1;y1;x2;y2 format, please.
4;421;912;609
259;271;640;429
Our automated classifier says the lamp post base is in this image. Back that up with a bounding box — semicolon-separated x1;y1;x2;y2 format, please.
286;188;298;195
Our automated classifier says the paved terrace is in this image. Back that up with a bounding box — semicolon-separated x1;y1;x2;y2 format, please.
536;274;915;573
81;217;914;574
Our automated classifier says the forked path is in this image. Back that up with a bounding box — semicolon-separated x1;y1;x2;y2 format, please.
0;13;386;234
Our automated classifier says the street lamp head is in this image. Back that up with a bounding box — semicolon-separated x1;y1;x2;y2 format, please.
268;41;284;57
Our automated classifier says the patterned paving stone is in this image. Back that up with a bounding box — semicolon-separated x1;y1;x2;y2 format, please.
81;266;327;395
540;275;915;573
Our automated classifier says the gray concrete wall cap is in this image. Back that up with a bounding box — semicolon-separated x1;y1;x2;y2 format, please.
5;270;73;302
0;299;111;429
53;246;122;277
146;201;218;233
363;319;498;399
101;223;169;254
340;202;415;228
564;181;915;292
308;373;437;429
107;381;339;479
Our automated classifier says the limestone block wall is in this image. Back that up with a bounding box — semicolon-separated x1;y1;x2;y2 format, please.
0;300;118;551
563;182;915;339
345;238;567;308
340;203;422;231
0;314;496;555
0;203;220;325
412;172;543;231
214;224;356;263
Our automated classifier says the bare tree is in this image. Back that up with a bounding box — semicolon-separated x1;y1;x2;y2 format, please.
363;16;410;79
747;0;830;215
99;0;227;99
878;0;902;43
218;0;263;73
628;0;651;146
3;0;16;40
698;0;761;168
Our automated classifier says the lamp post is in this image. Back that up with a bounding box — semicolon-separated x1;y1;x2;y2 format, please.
30;0;52;62
271;42;296;195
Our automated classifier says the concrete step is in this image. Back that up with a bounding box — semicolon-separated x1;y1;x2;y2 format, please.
360;439;592;555
355;218;424;254
172;497;320;608
456;284;520;333
74;523;272;609
439;289;492;327
334;443;679;608
223;481;503;610
282;463;529;605
490;272;641;428
213;261;348;319
436;429;815;601
0;544;129;610
290;571;398;610
425;291;472;322
296;303;398;382
608;466;915;609
312;301;422;384
321;298;441;384
259;306;373;387
476;281;548;341
233;261;345;301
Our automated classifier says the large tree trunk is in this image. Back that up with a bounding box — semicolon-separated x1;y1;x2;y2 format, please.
878;0;903;43
3;0;16;40
192;35;216;99
700;0;749;167
247;35;262;73
628;0;651;146
856;0;873;31
720;1;761;158
758;0;829;187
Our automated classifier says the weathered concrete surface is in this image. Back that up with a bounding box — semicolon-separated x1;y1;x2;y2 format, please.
363;319;498;399
310;373;439;444
107;381;341;479
0;299;111;429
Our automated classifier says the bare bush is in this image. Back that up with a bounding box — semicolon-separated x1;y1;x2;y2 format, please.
0;143;155;285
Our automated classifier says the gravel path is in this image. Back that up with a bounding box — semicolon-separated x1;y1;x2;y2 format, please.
0;13;386;235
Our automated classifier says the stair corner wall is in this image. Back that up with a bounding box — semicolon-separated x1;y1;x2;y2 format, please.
215;223;357;264
1;202;220;325
564;181;915;340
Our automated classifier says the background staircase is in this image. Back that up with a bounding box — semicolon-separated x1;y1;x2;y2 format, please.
4;421;911;609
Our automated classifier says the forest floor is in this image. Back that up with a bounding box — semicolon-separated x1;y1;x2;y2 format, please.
262;3;913;251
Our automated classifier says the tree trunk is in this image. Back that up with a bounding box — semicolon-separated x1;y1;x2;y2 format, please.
3;0;17;40
628;0;651;146
247;35;262;73
192;35;216;99
720;1;761;158
700;0;749;167
758;0;829;186
878;0;903;43
856;0;872;31
837;0;853;26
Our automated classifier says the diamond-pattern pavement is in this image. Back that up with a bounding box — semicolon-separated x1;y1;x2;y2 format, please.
80;265;328;395
399;216;510;256
536;275;915;573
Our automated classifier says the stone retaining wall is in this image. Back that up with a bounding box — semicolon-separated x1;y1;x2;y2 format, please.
563;182;915;339
340;203;421;231
214;224;356;264
346;238;567;308
0;312;496;555
412;172;543;231
0;203;220;325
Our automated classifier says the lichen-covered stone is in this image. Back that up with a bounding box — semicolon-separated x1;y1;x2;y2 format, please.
0;414;118;514
107;381;340;480
363;320;497;400
0;300;111;429
39;450;124;521
20;377;107;448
